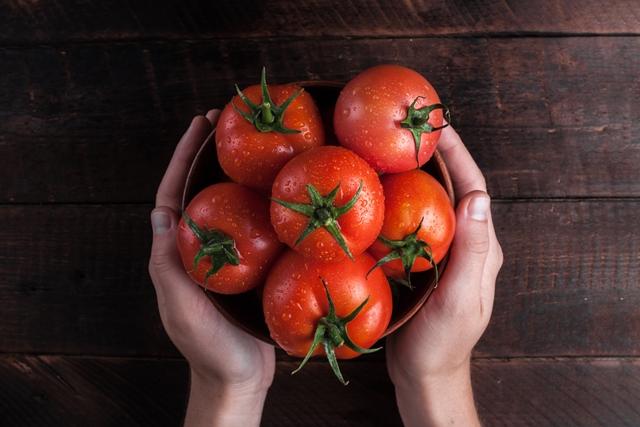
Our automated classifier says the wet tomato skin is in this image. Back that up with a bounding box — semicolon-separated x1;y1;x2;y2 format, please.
177;183;283;294
216;84;325;191
334;64;444;173
270;145;385;262
263;250;392;359
369;169;455;277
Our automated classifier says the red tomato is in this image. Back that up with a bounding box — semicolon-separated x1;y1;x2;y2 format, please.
216;68;324;191
369;169;455;283
334;64;448;173
270;146;384;262
177;183;283;294
263;249;392;384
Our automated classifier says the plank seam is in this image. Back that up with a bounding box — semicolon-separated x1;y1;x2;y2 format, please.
0;33;639;49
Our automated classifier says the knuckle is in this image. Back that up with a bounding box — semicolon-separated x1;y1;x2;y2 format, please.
150;253;163;268
164;316;184;338
465;236;490;254
495;244;504;268
149;251;173;277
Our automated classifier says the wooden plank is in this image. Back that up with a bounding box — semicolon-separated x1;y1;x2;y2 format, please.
478;200;640;357
1;356;639;426
0;205;178;357
1;0;640;42
1;37;639;202
1;201;638;357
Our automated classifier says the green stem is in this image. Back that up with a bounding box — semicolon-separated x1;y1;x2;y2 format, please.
183;213;240;285
291;278;380;385
272;181;363;260
368;217;439;288
233;67;302;134
261;102;274;124
399;97;450;167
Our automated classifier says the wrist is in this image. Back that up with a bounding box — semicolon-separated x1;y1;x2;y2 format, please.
185;369;269;427
393;356;472;393
393;360;480;427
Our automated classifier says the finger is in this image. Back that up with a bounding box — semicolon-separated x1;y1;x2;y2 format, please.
433;191;491;316
205;109;221;126
480;207;503;318
438;126;487;198
156;116;213;211
148;206;203;303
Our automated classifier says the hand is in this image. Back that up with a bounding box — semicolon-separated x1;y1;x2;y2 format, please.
148;111;274;426
386;126;503;426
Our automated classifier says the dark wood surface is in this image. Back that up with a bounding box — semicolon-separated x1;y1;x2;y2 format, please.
2;201;639;357
3;356;640;427
3;38;639;202
1;1;639;426
2;0;640;41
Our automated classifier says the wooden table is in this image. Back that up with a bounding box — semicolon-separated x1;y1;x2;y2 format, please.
2;1;639;425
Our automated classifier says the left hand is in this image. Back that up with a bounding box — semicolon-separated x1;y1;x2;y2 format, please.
148;111;275;422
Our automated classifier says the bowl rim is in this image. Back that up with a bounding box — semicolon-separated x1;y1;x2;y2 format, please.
181;80;455;345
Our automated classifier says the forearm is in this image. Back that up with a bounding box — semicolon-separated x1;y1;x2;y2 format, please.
394;361;480;427
184;370;268;427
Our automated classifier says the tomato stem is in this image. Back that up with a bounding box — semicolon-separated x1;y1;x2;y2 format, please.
261;102;275;124
232;67;302;134
183;213;240;285
367;217;439;288
291;278;380;385
399;97;450;167
271;181;363;260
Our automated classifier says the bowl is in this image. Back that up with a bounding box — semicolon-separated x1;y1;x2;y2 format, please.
181;81;455;344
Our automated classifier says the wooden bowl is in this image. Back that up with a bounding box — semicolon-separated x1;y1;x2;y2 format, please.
182;81;455;344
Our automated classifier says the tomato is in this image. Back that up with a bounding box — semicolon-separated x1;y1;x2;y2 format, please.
263;249;392;384
369;169;455;285
270;145;384;262
216;68;325;191
177;183;283;294
334;64;449;174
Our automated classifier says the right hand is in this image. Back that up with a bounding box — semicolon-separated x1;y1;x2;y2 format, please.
386;125;503;426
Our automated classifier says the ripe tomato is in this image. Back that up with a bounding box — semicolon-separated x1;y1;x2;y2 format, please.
369;169;455;284
270;145;384;262
216;68;325;191
177;183;283;294
263;249;392;384
334;64;449;174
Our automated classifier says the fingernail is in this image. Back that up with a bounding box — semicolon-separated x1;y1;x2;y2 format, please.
151;210;171;235
467;194;490;221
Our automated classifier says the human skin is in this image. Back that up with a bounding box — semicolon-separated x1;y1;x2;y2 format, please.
149;112;502;427
386;125;503;426
149;111;274;427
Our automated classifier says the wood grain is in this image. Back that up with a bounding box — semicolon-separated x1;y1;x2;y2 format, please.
1;37;639;203
1;355;639;427
1;0;640;43
1;201;638;357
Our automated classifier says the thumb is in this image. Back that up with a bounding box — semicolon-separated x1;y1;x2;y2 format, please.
435;191;491;309
148;206;183;285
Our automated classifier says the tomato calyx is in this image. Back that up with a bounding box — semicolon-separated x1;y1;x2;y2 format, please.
292;278;380;385
183;213;240;284
272;181;363;260
233;67;303;134
399;96;450;167
368;218;439;289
